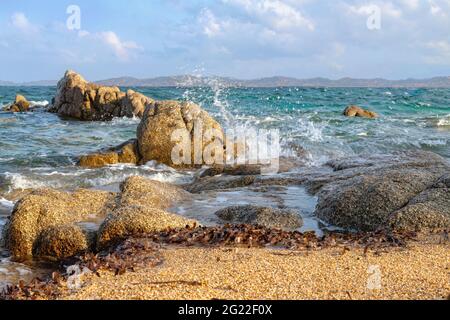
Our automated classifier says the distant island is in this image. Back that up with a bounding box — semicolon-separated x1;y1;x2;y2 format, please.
2;75;450;88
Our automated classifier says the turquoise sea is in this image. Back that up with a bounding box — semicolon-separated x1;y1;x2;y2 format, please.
0;85;449;287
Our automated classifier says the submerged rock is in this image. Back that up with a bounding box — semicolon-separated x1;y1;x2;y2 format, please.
78;139;140;168
49;70;153;121
97;205;197;249
33;224;91;260
2;188;116;260
3;94;31;112
137;100;224;167
314;152;449;232
215;205;303;230
343;105;378;119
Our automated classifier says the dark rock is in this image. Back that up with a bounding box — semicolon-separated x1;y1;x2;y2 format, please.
389;173;450;232
314;152;449;231
185;175;257;193
215;205;303;230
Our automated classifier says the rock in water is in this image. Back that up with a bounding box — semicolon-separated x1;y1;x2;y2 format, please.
78;139;140;168
137;100;225;167
3;94;31;112
343;105;378;119
215;205;303;230
314;152;450;232
2;189;116;260
49;70;153;120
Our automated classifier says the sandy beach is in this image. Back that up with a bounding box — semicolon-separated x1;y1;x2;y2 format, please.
59;243;449;300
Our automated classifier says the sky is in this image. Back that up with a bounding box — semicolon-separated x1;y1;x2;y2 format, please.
0;0;450;82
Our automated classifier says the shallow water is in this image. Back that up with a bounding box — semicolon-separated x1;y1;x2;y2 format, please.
0;85;449;288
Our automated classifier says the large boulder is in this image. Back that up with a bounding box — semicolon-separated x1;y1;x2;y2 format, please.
215;205;303;230
343;105;378;119
2;188;116;260
137;100;225;167
3;94;31;112
49;70;153;120
78;139;140;168
314;151;450;233
32;224;92;260
97;205;197;249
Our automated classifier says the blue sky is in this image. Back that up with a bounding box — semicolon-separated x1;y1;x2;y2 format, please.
1;0;450;82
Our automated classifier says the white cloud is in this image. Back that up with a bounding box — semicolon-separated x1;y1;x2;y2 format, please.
425;40;450;64
97;31;142;61
399;0;420;10
198;8;223;38
223;0;315;31
10;12;39;34
428;0;447;16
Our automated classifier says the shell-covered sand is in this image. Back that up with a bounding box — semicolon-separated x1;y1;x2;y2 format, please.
61;243;450;300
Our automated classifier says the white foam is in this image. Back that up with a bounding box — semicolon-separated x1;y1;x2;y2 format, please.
0;198;14;210
437;116;450;127
297;118;324;142
15;267;32;276
29;100;49;108
3;172;48;190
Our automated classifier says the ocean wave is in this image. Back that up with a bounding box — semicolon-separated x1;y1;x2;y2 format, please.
84;170;192;188
29;100;49;108
296;118;324;142
0;197;14;210
2;172;56;191
436;116;450;127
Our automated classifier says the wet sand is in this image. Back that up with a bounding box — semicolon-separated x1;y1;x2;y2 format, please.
61;243;450;300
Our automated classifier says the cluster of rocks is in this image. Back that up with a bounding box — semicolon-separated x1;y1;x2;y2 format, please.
1;176;197;261
2;95;31;113
40;71;224;168
1;174;308;262
183;150;450;234
48;70;154;120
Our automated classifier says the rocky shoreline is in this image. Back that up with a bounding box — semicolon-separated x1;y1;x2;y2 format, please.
0;70;449;300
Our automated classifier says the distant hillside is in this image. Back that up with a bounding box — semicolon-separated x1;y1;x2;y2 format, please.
0;80;57;86
96;75;450;88
2;76;450;88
